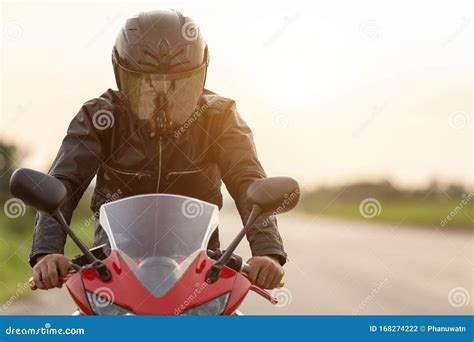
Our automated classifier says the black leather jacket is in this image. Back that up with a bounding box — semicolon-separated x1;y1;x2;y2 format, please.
29;89;286;266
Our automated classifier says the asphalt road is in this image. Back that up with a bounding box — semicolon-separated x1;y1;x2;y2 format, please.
2;210;472;315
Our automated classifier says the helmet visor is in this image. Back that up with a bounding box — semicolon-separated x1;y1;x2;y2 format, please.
117;64;206;127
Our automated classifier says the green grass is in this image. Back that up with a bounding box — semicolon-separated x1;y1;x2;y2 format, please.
0;215;35;306
0;199;94;304
303;198;474;229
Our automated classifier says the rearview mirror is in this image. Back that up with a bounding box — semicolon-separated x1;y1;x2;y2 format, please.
246;177;300;214
9;168;67;214
9;168;111;281
207;176;300;283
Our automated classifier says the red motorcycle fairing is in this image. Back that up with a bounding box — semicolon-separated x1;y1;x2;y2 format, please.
66;250;252;315
65;271;93;315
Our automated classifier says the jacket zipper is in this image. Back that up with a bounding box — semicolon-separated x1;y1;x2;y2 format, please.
103;164;150;180
165;166;206;180
156;136;163;192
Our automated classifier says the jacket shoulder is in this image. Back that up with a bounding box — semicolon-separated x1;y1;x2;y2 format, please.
201;89;236;115
81;89;122;113
68;89;124;134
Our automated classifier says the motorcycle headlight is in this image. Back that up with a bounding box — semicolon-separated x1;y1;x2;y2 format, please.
181;293;230;316
86;291;134;316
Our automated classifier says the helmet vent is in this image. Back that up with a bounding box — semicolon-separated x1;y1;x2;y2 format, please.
158;39;170;57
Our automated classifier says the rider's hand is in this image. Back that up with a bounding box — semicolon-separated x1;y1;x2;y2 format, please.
33;254;70;290
246;256;284;289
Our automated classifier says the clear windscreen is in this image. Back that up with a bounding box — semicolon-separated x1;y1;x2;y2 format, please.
99;194;218;297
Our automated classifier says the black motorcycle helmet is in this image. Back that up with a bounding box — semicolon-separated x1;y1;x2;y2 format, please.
112;10;209;134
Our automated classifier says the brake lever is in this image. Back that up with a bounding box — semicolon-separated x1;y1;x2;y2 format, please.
249;285;278;304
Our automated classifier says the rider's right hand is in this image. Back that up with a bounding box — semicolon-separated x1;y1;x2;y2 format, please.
33;254;70;290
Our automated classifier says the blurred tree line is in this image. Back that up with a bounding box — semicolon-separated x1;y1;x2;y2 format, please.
0;140;17;203
302;179;473;228
0;139;92;236
303;179;470;204
0;140;36;236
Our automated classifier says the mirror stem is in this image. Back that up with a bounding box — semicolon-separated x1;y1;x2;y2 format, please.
206;204;262;283
52;209;111;282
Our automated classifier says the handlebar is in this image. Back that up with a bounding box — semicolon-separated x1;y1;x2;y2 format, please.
29;253;284;290
28;262;80;291
241;262;250;274
207;250;284;288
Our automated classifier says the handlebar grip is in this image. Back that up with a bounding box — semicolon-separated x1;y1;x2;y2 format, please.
28;262;79;291
241;262;250;274
208;251;285;288
241;262;285;288
28;277;37;291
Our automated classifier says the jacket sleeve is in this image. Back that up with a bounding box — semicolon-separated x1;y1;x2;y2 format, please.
29;101;104;266
214;102;287;265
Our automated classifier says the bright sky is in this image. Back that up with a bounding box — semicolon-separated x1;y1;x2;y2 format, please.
1;0;472;189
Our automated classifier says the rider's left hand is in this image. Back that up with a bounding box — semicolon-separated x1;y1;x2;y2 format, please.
246;256;284;289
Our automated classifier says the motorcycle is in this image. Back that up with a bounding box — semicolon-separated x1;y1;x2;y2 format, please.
9;168;299;315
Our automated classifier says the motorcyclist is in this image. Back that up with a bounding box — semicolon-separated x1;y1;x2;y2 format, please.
30;9;287;291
